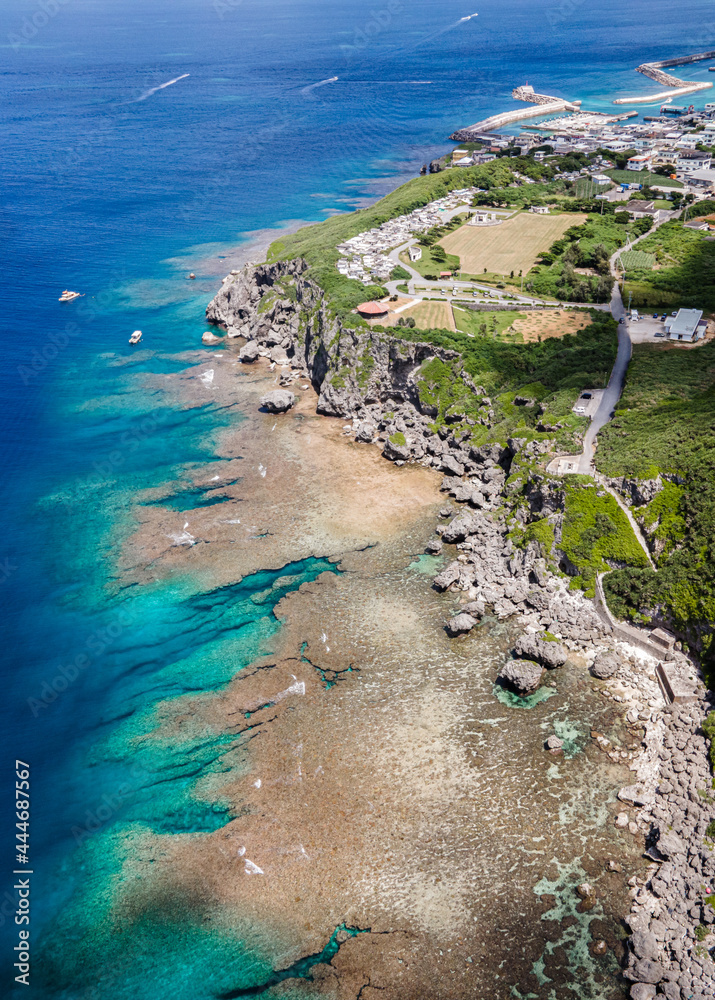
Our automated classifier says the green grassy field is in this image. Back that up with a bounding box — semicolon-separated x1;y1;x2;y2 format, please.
620;249;656;270
453;307;526;340
605;169;682;189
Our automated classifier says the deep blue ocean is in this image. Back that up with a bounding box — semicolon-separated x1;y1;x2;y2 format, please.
1;0;714;995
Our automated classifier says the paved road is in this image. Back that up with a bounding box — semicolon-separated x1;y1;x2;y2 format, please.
573;217;675;474
384;240;608;310
576;281;630;473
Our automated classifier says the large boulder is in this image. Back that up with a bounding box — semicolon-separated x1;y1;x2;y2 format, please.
440;454;465;476
433;561;461;591
514;635;567;669
270;345;290;364
260;389;295;413
590;651;620;679
202;330;223;346
239;341;259;363
383;437;411;462
441;512;478;544
656;831;685;860
497;659;544;696
629;986;656;1000
356;422;376;443
445;613;477;636
625;959;663;985
630;930;659;962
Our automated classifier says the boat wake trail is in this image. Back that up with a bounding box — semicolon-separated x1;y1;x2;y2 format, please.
130;73;190;104
409;11;478;50
301;76;338;95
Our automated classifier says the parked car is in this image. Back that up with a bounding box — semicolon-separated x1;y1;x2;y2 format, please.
619;317;625;324
574;406;587;414
653;312;659;319
581;393;592;399
654;331;666;338
672;311;678;317
661;313;667;321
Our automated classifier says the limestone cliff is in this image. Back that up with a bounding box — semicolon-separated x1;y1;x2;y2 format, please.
206;260;483;462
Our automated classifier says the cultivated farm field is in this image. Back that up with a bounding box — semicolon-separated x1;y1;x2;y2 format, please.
403;299;455;331
440;212;587;277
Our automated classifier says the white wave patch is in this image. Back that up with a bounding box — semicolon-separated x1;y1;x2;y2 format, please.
199;368;214;385
271;680;306;704
300;75;338;96
168;529;195;546
131;73;190;104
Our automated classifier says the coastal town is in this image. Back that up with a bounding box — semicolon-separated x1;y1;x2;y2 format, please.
200;49;715;999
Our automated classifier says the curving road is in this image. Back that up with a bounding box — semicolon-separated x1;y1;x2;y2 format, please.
576;280;631;473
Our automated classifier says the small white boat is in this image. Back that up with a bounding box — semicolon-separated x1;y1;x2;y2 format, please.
129;330;143;345
59;290;82;302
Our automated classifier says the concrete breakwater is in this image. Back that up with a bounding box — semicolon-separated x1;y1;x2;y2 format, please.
450;85;580;140
614;50;715;105
450;100;577;140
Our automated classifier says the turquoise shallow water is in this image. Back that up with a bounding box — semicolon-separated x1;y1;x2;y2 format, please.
2;0;714;994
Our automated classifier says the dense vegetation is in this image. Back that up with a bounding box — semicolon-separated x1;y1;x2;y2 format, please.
598;343;715;673
523;214;643;303
397;311;617;451
560;482;650;596
621;222;715;311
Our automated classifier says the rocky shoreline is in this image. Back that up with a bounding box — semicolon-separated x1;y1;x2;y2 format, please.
205;259;715;997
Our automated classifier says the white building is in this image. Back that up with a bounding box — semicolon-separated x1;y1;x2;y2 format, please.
408;245;422;262
529;205;550;214
626;152;654;171
677;151;712;173
665;309;705;343
689;168;715;192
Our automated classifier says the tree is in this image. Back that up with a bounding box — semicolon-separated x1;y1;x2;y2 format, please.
615;211;630;225
655;163;676;176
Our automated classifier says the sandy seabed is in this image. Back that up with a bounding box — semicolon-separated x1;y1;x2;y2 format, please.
102;347;648;999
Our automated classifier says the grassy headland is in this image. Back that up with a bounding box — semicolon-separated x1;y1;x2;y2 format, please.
597;342;715;670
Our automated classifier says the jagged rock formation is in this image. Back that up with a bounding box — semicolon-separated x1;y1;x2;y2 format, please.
205;260;714;997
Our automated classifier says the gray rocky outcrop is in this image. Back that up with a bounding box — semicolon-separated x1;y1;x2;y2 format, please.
513;634;567;669
591;650;621;679
445;612;477;636
497;659;544;695
206;258;715;1000
239;341;259;363
260;390;295;413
